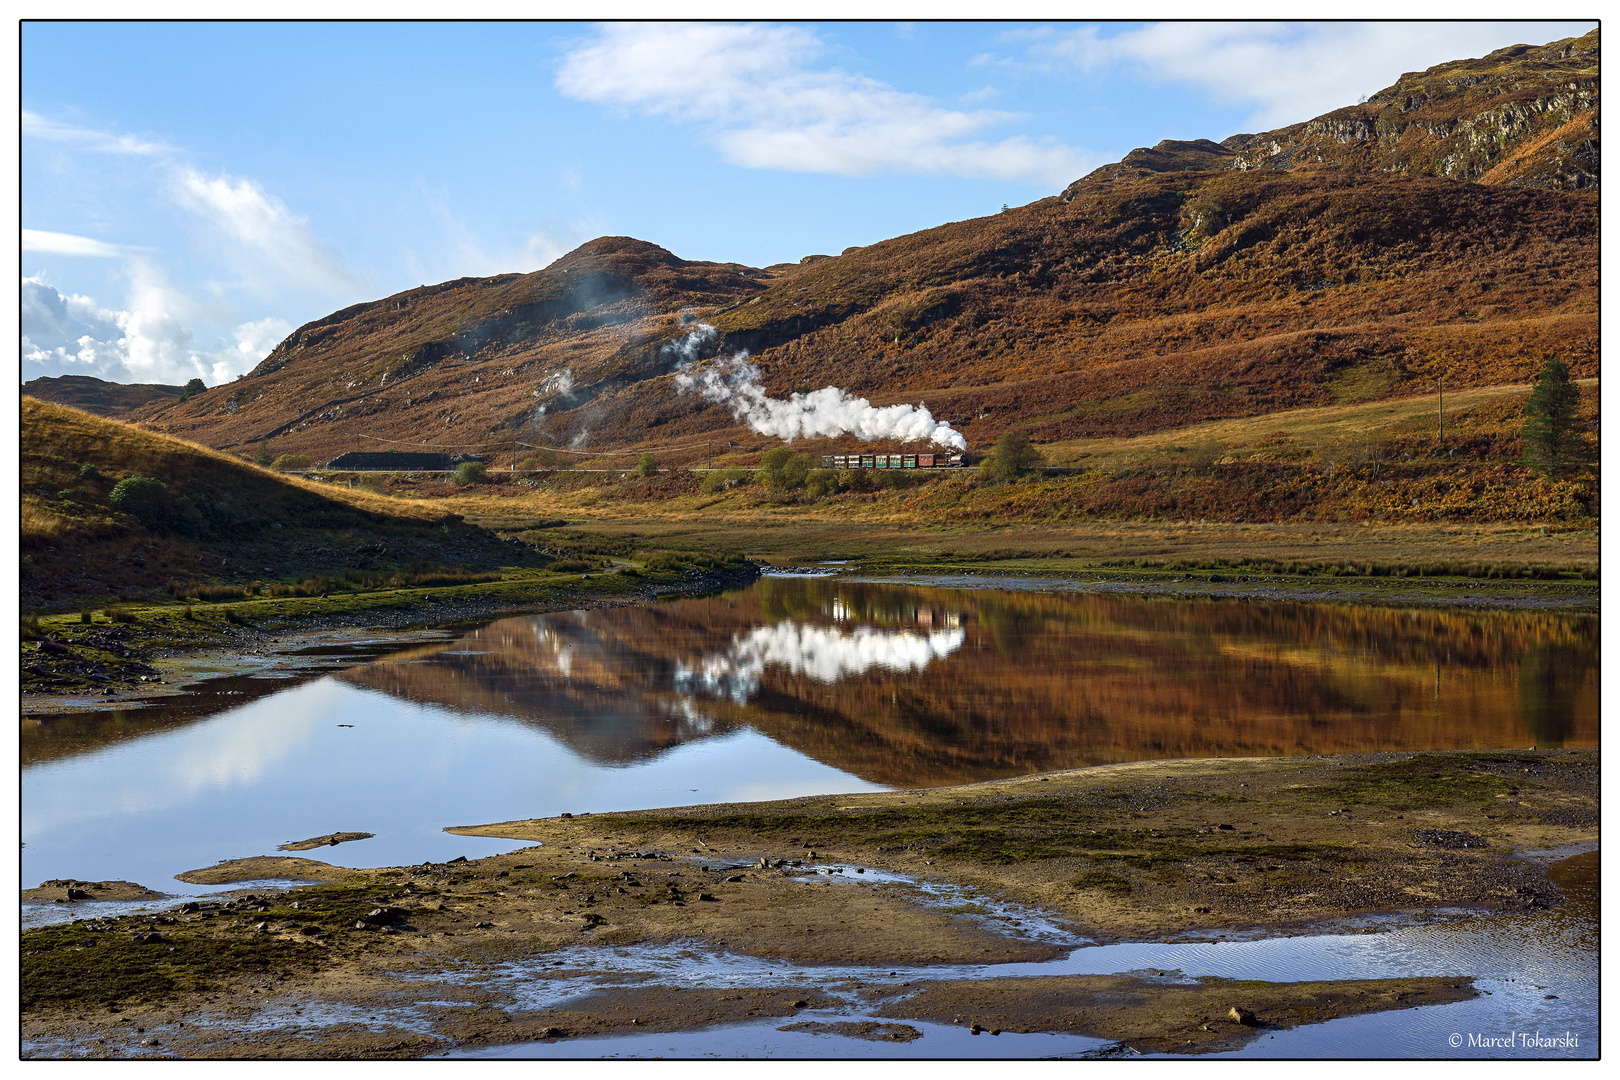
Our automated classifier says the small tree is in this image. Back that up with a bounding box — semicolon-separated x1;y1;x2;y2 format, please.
758;447;813;492
179;378;207;401
1522;359;1593;476
254;440;274;466
633;452;660;478
452;460;488;486
980;431;1043;482
108;476;171;529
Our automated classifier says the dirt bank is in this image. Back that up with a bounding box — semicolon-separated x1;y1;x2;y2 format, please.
20;749;1595;1059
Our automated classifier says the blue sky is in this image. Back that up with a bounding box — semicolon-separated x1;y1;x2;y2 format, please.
21;19;1596;387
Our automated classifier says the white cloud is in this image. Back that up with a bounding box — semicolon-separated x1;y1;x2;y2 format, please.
22;272;290;387
174;168;363;296
1021;21;1599;130
556;22;1094;185
22;109;173;155
22;229;123;258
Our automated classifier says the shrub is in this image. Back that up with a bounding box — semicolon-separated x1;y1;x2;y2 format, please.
980;431;1044;483
270;454;313;472
759;448;812;491
178;378;207;402
105;607;138;624
79;610;93;624
452;460;488;486
701;467;751;493
108;476;171;529
21;613;42;640
78;463;102;481
805;469;842;498
633;452;660;478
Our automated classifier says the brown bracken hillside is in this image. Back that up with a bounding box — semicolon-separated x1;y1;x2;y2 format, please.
129;30;1598;468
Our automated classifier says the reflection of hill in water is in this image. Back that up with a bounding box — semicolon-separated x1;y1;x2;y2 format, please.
338;580;1599;787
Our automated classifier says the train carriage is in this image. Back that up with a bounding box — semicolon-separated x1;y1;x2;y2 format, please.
816;451;965;470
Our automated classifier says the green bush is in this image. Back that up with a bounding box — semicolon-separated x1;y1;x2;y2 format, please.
805;469;842;498
78;463;102;481
701;467;751;493
759;448;813;491
979;431;1044;483
270;454;313;472
633;452;660;478
108;476;171;529
452;460;488;486
178;377;207;402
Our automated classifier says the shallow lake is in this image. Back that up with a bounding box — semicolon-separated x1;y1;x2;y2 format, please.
23;577;1598;905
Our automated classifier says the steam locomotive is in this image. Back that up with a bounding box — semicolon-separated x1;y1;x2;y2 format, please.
819;451;966;470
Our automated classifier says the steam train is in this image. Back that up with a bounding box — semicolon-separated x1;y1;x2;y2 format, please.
819;451;966;470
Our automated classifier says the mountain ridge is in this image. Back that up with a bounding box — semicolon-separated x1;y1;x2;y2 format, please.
97;30;1598;466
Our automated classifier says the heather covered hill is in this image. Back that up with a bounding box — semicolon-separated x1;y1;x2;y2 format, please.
20;398;535;608
23;374;184;417
134;32;1598;467
1076;29;1599;190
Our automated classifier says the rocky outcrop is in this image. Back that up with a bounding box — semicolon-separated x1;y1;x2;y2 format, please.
1068;29;1599;195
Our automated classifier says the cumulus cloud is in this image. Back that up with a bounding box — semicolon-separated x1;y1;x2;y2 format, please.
22;272;290;386
22;229;122;258
1019;20;1598;130
556;22;1093;185
175;168;363;296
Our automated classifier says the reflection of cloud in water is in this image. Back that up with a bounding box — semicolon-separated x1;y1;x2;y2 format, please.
674;622;966;704
23;680;340;840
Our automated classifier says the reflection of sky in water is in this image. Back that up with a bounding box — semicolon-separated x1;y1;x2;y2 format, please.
676;622;966;703
22;677;884;893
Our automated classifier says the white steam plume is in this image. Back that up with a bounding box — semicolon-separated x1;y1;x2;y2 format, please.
670;323;966;450
675;621;966;704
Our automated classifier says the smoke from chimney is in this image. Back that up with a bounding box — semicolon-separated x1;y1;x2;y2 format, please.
670;324;967;450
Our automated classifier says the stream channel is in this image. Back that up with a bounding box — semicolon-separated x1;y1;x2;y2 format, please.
21;575;1600;1058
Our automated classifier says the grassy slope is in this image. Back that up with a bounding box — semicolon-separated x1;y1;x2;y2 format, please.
381;379;1598;585
20;397;533;609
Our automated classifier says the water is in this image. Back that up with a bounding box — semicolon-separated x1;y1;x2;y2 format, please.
446;849;1598;1060
20;577;1600;1054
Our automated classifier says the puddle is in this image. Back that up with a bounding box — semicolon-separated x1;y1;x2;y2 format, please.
449;1013;1119;1059
426;851;1598;1059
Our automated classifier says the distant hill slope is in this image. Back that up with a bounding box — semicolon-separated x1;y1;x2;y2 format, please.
1076;30;1598;191
23;374;185;417
21;397;531;608
133;31;1598;465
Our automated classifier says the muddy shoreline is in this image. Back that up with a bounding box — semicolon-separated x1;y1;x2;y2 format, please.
21;749;1597;1059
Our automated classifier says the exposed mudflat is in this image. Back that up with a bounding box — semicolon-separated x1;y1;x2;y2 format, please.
20;749;1597;1059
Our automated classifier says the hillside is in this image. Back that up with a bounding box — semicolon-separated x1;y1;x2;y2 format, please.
1077;30;1598;190
23;374;184;417
132;31;1598;468
20;397;538;609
